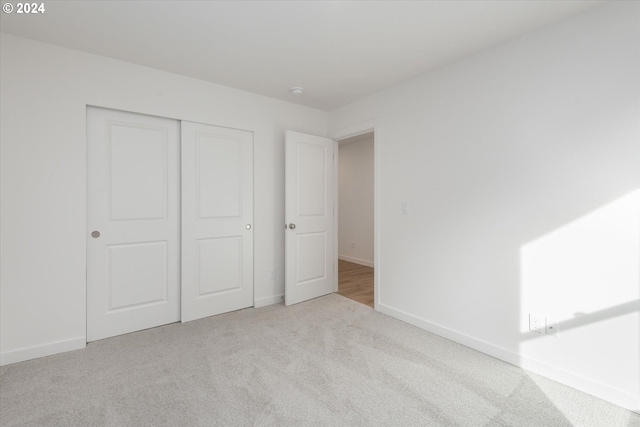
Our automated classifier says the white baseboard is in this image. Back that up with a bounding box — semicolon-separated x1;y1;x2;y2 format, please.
0;336;86;366
338;255;374;268
378;303;640;415
254;294;284;308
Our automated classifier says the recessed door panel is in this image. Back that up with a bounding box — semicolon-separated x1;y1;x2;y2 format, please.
109;125;167;221
297;143;326;217
87;107;180;342
296;232;326;284
108;241;168;311
197;134;242;219
197;236;243;296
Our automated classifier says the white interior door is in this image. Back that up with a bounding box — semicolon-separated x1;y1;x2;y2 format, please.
181;122;254;322
87;107;180;342
285;130;335;306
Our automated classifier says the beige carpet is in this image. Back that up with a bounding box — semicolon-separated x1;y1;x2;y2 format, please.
1;294;638;426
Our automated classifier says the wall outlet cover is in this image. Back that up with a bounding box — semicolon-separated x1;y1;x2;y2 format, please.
529;313;545;334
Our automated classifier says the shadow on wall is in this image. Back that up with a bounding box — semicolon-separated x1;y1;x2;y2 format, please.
519;189;640;422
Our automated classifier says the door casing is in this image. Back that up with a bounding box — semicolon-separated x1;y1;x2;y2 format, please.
330;121;380;311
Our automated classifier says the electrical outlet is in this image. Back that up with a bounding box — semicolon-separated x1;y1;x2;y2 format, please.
350;242;355;249
401;202;409;214
269;269;276;280
529;314;544;334
546;318;560;337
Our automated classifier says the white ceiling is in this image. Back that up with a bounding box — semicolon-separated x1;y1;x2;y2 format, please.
1;1;603;111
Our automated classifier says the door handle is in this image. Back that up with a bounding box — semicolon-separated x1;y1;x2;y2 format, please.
91;231;100;238
288;223;296;230
245;224;252;230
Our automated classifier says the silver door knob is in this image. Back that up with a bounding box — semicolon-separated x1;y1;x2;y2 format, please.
288;223;296;230
245;224;252;230
91;231;100;238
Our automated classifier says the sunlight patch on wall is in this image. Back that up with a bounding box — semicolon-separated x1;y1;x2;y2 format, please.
520;190;640;396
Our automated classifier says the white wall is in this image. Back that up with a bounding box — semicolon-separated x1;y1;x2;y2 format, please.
329;2;640;413
0;34;328;365
338;137;374;267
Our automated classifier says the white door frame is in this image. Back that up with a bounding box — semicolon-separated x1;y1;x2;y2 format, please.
331;120;380;311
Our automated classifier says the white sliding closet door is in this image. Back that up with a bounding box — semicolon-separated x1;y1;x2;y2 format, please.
87;107;180;342
181;122;254;322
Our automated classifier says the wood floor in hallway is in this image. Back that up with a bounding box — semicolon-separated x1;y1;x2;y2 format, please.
337;259;374;308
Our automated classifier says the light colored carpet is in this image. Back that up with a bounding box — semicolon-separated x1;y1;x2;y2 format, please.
0;294;638;427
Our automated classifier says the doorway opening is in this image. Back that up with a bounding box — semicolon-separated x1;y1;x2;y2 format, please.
336;131;375;308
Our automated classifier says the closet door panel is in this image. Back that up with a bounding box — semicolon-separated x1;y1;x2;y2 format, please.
87;107;180;342
181;122;254;322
